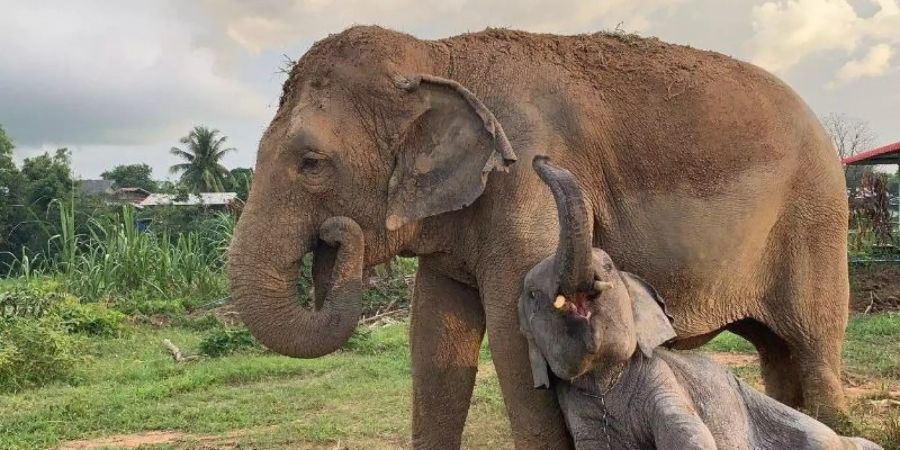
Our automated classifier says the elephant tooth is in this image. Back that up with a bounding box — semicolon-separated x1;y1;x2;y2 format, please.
554;295;567;309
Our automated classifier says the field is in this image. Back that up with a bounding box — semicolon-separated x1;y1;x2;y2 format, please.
1;205;898;449
1;312;897;450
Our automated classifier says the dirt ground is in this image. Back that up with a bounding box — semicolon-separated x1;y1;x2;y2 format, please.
851;263;900;313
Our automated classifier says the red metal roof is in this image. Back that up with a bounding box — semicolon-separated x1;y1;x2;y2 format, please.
842;141;900;165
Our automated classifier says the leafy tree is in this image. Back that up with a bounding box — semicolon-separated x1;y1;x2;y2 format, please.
0;125;24;256
226;167;254;201
101;163;157;191
1;147;83;267
20;148;73;212
0;125;14;173
169;126;234;192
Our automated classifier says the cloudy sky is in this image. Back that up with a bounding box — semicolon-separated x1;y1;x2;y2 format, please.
1;0;898;178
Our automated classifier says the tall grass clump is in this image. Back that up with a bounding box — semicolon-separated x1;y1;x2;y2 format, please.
38;201;234;310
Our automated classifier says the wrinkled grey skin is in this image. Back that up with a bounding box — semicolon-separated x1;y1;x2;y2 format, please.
518;159;882;450
229;26;851;447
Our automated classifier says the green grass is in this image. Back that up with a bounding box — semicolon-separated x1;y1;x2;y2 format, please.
0;322;508;450
700;313;900;380
844;313;900;379
1;314;897;449
700;331;756;354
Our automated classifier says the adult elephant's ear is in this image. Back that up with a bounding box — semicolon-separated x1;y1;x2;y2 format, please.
385;74;517;231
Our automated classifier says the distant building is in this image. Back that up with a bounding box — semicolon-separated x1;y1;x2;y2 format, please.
843;141;900;230
78;181;241;212
114;187;152;204
138;192;239;209
77;181;155;205
78;179;115;196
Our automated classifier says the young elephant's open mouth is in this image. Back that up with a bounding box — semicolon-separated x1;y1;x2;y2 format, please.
554;281;614;321
554;292;594;320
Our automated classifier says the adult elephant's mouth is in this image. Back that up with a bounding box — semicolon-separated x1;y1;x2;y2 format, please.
228;216;366;359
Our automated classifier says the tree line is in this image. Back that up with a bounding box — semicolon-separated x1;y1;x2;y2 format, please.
0;124;253;271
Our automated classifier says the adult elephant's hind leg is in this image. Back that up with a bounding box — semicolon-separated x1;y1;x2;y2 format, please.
729;318;804;408
411;258;486;449
763;213;849;425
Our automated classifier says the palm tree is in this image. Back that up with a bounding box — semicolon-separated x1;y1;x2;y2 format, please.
169;126;235;192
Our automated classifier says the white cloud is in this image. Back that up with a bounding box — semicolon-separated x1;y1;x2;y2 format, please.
834;43;893;84
749;0;899;85
750;0;860;73
2;0;692;177
2;0;898;177
198;0;688;54
0;1;269;147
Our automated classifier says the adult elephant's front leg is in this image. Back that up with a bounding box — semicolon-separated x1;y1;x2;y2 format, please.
411;258;486;449
483;281;572;449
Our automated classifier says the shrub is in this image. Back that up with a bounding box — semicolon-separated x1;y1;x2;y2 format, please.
199;327;258;357
0;282;126;390
0;315;81;392
0;283;126;336
362;258;415;316
342;324;407;355
55;299;126;336
0;282;61;318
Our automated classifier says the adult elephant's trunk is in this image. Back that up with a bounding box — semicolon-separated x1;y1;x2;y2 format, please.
228;216;364;358
533;156;593;295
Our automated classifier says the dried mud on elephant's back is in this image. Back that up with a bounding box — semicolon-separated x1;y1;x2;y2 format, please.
850;263;900;313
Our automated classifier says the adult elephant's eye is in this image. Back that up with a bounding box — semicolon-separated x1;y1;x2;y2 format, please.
299;152;328;175
300;158;320;172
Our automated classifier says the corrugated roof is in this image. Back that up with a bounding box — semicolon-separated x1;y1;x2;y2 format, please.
139;192;238;206
842;141;900;165
116;187;151;195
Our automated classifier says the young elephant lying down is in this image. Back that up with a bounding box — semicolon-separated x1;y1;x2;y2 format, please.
518;157;882;450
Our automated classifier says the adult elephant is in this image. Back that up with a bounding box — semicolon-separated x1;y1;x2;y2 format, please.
228;26;848;449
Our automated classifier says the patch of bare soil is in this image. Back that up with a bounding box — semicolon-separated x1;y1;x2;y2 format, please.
707;352;759;367
710;352;900;410
844;372;900;410
851;263;900;313
183;303;243;327
60;430;245;450
61;431;189;449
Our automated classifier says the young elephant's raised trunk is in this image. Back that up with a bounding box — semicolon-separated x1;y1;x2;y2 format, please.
228;216;364;358
533;156;594;295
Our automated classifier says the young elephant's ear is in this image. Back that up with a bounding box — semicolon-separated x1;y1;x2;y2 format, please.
385;74;517;231
621;272;677;357
518;294;551;389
